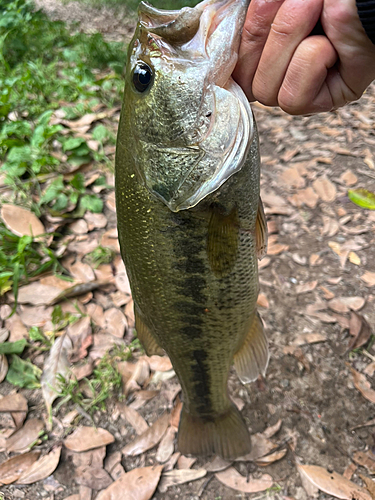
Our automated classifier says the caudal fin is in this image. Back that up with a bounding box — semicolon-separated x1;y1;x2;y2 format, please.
177;403;251;460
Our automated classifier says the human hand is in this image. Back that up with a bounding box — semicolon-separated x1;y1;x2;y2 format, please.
233;0;375;115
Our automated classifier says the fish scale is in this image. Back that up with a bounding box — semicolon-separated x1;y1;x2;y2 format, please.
116;0;268;459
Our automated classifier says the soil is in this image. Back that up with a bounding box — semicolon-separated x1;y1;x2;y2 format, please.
1;1;375;499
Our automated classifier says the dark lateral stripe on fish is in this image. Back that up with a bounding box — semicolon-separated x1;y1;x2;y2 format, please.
191;349;213;416
177;276;207;303
180;325;203;339
173;301;206;316
173;257;206;274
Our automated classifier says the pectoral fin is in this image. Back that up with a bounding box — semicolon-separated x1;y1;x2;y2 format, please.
256;197;268;260
134;306;164;356
207;206;239;278
234;311;269;384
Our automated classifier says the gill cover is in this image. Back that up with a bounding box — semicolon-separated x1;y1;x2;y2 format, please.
133;0;253;212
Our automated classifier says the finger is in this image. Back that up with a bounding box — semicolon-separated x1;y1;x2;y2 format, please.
233;0;285;101
277;35;338;114
252;0;324;106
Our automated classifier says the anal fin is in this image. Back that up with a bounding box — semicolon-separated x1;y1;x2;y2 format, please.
256;197;268;260
134;306;164;356
178;403;251;460
234;311;269;384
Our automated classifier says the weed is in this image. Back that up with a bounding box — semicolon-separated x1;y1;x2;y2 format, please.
85;245;115;268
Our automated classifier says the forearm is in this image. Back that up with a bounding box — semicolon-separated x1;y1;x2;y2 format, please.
356;0;375;44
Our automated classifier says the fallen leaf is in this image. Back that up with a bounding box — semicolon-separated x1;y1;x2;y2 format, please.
297;463;371;500
96;465;163;500
1;204;45;237
359;474;375;497
329;297;365;313
17;283;62;306
104;308;127;338
296;281;318;294
280;166;305;188
292;333;327;346
41;334;73;416
319;286;335;300
203;456;231;472
66;261;95;283
257;293;269;308
79;485;92;500
236;433;275;461
159;469;207;493
2;311;28;341
84;212;108;231
75;466;113;490
263;419;283;438
16;446;61;485
340;170;358;186
216;467;273;493
122;359;150;396
64;427;114;452
177;455;197;470
256;448;287;465
347;312;372;351
0;355;8;383
163;452;181;472
267;243;289;255
349;189;375;210
349;366;375;404
6;419;44;453
66;316;92;362
310;253;322;266
343;462;357;480
0;393;27;413
352;451;375;473
361;271;375;287
313;176;337;202
122;412;170;457
170;397;183;430
258;256;271;269
0;451;40;485
156;427;176;463
69;446;106;469
321;216;339;237
349;252;361;265
101;228;120;252
145;355;173;373
364;362;375;377
128;390;159;410
120;405;149;435
106;192;116;212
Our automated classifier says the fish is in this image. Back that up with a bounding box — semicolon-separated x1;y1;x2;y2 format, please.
115;0;269;460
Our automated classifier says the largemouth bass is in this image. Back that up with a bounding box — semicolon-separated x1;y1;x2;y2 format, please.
115;0;268;460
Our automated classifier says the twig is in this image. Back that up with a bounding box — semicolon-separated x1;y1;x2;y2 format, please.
197;475;213;497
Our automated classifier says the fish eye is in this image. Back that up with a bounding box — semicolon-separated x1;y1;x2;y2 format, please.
132;62;153;93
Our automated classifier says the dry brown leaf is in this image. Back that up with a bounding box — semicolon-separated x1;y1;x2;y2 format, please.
64;427;114;452
128;390;159;410
257;293;269;308
258;256;271;269
84;212;107;231
306;309;337;323
312;176;337;202
95;264;114;282
66;261;95;283
256;448;287;465
41;334;73;416
292;333;327;346
297;463;371;500
66;316;92;362
170;397;183;430
177;455;197;470
319;286;335;300
0;354;8;383
288;187;319;209
1;204;45;237
352;451;375;473
96;465;163;500
79;485;92;500
310;254;322;266
0;393;27;414
68;219;88;235
18;305;53;329
16;446;61;485
364;362;375;377
163;452;181;472
122;412;170;457
280;166;305;188
340;170;358;186
90;333;125;361
17;283;62;306
263;419;283;438
349;251;361;265
204;456;231;472
0;451;40;485
104;308;127;338
349;366;375;404
216;467;273;493
361;271;375;287
343;462;357;480
359;474;375;497
75;466;112;490
69;446;106;469
267;243;289;255
296;281;318;294
106;192;116;212
156;427;176;463
6;419;44;453
101;228;120;252
159;469;207;493
236;433;275;461
347;312;372;351
63;496;80;500
146;355;173;373
329;297;365;313
122;359;150;396
85;303;105;328
121;405;149;435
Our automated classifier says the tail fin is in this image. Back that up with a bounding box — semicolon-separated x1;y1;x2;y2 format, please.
177;403;251;460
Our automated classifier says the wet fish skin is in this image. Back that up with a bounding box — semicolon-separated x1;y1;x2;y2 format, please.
115;0;268;460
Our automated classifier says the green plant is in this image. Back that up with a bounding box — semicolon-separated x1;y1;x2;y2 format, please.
85;245;115;268
28;326;54;350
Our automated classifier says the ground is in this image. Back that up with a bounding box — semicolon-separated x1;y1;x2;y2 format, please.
1;1;375;499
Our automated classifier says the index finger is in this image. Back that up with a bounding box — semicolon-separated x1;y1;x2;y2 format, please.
233;0;285;101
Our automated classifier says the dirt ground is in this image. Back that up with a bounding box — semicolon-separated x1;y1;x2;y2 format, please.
1;1;375;499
